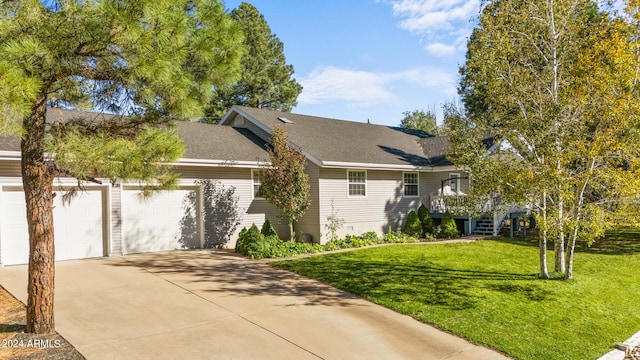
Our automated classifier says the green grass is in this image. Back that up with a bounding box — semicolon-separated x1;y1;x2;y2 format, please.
273;231;640;359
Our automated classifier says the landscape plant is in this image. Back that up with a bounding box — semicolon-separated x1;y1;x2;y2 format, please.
402;210;422;238
439;212;458;238
261;126;311;239
260;219;278;238
417;204;435;237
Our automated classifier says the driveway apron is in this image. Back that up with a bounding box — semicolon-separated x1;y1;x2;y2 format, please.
0;250;510;359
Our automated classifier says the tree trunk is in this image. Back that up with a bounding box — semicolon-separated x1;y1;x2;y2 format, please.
565;233;576;280
22;97;56;334
539;194;549;279
288;220;294;241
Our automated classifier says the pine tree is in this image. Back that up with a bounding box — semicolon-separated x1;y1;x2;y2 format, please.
0;0;243;333
205;2;302;122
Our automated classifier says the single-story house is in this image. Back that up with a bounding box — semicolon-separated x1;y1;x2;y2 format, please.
0;105;496;266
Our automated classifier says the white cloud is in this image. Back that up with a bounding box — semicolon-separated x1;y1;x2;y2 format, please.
298;67;397;105
425;42;457;57
383;0;481;56
298;66;456;106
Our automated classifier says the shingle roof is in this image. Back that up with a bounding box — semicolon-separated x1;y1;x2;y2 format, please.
228;105;453;168
0;108;270;163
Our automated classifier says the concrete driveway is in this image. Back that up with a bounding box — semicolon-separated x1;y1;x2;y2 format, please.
0;250;510;359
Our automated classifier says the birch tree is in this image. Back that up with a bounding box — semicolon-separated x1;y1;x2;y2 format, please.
450;0;640;279
0;0;243;333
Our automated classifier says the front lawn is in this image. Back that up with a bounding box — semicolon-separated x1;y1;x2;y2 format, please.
273;234;640;359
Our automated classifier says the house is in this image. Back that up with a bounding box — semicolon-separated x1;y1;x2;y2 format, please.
0;106;486;266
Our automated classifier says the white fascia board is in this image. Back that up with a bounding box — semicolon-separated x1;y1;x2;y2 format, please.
320;161;462;172
0;151;21;160
172;158;268;168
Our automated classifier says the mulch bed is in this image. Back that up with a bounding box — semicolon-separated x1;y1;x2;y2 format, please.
0;285;84;360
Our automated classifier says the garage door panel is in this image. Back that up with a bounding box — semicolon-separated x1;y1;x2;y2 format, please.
122;188;199;254
1;188;105;266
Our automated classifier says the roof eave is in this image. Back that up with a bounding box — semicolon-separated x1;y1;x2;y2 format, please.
320;161;462;172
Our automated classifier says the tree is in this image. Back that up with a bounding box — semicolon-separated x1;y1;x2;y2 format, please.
451;0;640;279
261;126;310;239
0;0;243;333
205;2;302;122
399;109;440;135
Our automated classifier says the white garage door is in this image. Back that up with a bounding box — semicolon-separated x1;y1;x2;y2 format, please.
0;186;105;266
122;187;200;254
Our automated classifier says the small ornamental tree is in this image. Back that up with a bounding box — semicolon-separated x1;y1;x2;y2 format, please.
402;210;422;238
440;212;458;239
417;204;434;236
260;219;278;238
261;126;311;239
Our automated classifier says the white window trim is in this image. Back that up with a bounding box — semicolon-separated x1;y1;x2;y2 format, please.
449;173;460;195
402;172;420;198
252;169;265;199
347;169;367;198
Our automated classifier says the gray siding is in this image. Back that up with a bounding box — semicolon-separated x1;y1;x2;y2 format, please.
295;162;321;243
0;161;21;178
316;169;469;243
173;165;286;247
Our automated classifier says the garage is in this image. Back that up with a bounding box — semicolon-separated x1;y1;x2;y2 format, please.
121;186;201;254
0;185;107;266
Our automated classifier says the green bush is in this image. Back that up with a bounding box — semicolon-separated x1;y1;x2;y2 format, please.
236;224;325;259
260;219;278;237
402;210;422;237
382;227;419;243
440;212;459;238
234;224;264;259
361;231;379;242
417;204;435;236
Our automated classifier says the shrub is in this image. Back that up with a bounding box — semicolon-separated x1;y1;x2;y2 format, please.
235;224;264;259
440;212;459;238
361;231;379;243
417;204;435;236
260;219;278;237
402;210;422;237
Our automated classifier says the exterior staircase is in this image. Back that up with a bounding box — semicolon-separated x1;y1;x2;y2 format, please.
473;217;495;235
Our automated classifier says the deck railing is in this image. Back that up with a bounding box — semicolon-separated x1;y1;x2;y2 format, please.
429;194;500;214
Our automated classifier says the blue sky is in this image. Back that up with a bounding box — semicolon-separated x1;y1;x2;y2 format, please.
224;0;481;126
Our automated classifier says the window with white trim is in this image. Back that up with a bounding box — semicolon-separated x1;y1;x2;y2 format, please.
252;170;265;198
348;170;366;197
403;172;419;197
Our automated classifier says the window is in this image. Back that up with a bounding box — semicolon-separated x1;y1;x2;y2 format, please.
252;170;264;198
449;173;459;194
403;172;419;197
348;170;366;197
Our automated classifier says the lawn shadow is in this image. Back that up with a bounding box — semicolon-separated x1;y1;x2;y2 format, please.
490;228;640;256
106;250;362;308
274;254;546;312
